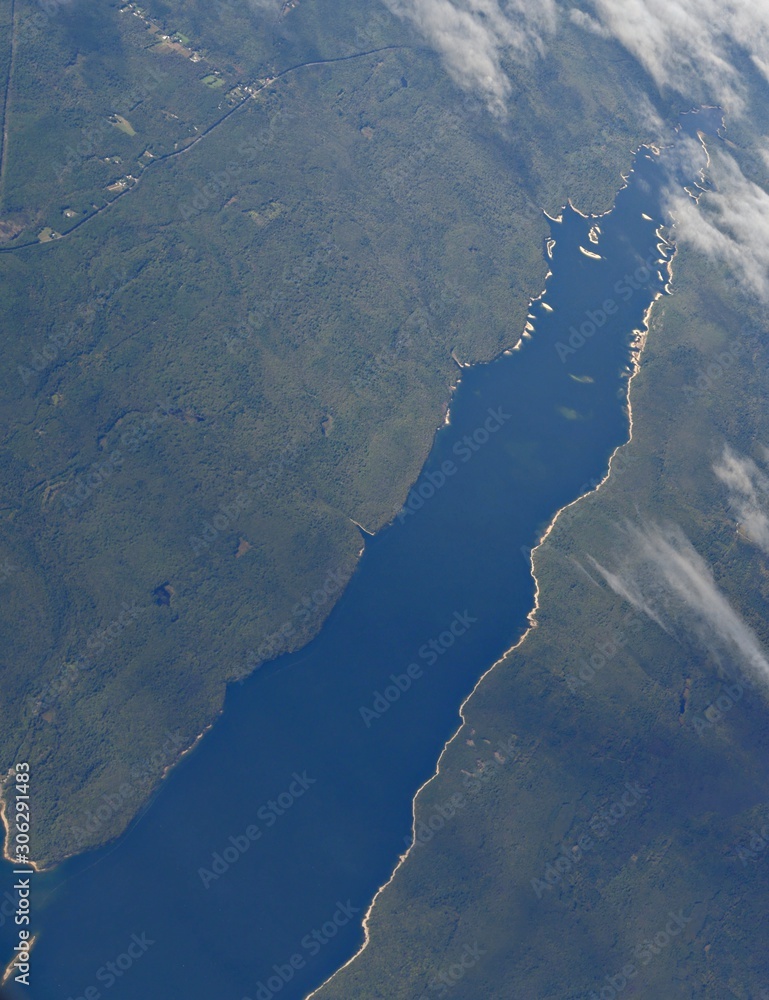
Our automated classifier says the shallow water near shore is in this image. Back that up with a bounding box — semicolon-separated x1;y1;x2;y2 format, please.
0;116;719;1000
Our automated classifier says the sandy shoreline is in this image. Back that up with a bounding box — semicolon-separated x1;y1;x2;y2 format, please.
1;934;36;987
304;168;678;1000
0;770;41;873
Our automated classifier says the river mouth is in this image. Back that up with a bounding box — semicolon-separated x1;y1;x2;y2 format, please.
0;114;719;1000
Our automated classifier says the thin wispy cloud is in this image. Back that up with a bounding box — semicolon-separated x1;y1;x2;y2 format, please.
589;521;769;686
385;0;769;116
667;148;769;303
567;8;610;39
388;0;769;118
381;0;557;114
714;445;769;554
578;0;769;112
247;0;283;11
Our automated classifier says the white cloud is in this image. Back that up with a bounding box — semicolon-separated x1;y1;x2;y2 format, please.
568;8;610;38
575;0;769;111
385;0;769;117
246;0;283;11
589;521;769;686
382;0;557;114
714;445;769;553
667;147;769;303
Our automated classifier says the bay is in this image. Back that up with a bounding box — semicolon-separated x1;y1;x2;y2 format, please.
0;115;716;1000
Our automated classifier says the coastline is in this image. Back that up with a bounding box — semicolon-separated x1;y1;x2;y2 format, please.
0;721;217;874
0;770;41;873
160;721;215;782
304;184;677;1000
1;934;36;987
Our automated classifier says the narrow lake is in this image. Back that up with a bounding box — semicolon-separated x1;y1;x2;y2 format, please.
0;114;715;1000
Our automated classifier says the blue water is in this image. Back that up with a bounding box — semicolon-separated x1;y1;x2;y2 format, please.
0;119;713;1000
